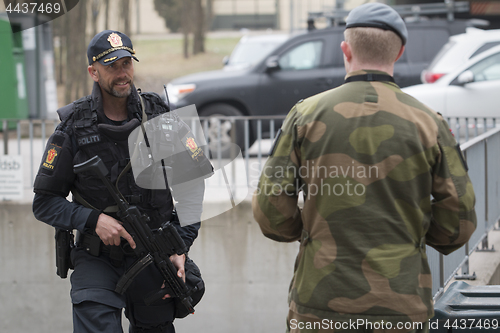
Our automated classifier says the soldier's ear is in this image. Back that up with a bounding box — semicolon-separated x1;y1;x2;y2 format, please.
395;45;405;62
88;65;99;83
341;41;352;62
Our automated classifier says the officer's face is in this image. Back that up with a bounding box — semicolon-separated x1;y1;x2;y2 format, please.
89;57;134;98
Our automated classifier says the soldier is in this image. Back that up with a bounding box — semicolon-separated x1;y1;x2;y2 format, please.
252;3;476;333
33;30;209;332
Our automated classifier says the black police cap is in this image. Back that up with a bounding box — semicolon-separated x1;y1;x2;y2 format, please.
87;30;139;66
345;3;408;45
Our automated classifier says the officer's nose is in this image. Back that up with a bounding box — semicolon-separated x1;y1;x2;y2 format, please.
115;65;130;78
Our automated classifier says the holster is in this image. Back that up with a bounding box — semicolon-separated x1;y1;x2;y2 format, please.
76;231;130;267
55;228;75;279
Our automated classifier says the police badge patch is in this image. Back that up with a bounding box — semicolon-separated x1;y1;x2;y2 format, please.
181;134;204;162
107;33;123;47
42;143;61;171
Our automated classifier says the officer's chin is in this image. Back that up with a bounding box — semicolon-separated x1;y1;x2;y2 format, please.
111;84;132;98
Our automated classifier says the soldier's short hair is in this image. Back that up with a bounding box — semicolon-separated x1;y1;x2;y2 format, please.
344;27;402;66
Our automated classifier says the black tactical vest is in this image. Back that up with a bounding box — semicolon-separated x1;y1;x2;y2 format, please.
70;93;174;228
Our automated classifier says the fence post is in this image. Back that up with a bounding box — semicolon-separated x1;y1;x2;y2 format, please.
257;119;262;172
455;242;477;280
17;121;21;155
244;119;249;186
477;139;495;252
3;120;8;155
230;118;237;196
29;121;34;187
465;117;469;142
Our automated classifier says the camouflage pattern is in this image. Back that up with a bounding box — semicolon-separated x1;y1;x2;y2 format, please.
252;70;477;327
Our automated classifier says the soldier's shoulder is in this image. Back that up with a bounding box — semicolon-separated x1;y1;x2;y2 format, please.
139;90;162;101
139;90;170;114
396;89;441;118
56;95;94;132
56;94;93;122
139;90;167;105
56;102;75;122
294;85;346;117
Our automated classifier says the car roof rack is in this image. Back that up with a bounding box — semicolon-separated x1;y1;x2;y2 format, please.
307;1;470;30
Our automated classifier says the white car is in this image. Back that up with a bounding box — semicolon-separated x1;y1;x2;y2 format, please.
422;27;500;83
403;44;500;119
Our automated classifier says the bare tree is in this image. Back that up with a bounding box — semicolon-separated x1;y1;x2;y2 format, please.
63;1;88;104
154;0;207;58
91;0;101;38
154;0;183;33
182;0;191;58
206;0;214;31
104;0;110;30
192;0;205;55
120;0;131;37
51;14;65;85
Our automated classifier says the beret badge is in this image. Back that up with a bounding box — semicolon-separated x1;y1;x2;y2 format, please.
107;33;123;48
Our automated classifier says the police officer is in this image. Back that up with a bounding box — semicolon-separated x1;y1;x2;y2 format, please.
33;30;208;333
252;3;476;333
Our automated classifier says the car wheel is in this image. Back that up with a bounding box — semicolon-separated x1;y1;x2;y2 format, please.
200;103;246;158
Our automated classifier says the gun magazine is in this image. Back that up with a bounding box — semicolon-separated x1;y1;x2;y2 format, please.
115;253;154;294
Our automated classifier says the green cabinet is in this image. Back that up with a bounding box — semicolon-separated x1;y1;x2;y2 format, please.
0;17;28;120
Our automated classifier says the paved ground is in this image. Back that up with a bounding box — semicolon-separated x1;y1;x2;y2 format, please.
2;136;499;332
0;200;299;333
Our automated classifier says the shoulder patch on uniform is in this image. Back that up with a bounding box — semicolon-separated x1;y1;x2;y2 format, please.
41;143;62;172
268;128;283;156
181;133;205;162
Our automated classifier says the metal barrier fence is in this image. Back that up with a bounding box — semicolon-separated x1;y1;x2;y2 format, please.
1;116;499;300
428;126;500;300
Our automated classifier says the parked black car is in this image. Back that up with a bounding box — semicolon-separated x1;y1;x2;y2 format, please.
168;18;477;154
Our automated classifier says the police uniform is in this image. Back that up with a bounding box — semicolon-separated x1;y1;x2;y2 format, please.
252;4;477;333
33;31;210;333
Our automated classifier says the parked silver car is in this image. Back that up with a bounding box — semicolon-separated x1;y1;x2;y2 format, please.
421;27;500;83
403;44;500;119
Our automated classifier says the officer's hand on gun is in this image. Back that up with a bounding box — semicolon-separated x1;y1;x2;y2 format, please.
96;213;186;300
96;213;136;249
162;253;186;300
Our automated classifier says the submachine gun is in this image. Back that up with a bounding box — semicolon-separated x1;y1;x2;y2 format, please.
73;155;197;313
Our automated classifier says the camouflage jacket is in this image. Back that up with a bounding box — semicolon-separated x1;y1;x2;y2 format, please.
252;70;477;324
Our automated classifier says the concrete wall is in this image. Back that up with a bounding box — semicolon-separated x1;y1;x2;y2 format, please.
0;201;299;333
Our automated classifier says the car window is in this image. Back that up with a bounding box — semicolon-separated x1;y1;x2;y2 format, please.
228;37;288;66
427;40;456;69
469;52;500;82
278;41;323;70
469;42;500;59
